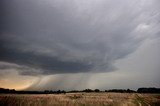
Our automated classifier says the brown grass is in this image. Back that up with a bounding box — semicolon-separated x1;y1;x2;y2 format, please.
0;93;160;106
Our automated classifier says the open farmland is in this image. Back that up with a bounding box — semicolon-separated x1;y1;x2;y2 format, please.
0;93;160;106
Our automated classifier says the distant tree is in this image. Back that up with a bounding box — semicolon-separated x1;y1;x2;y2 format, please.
69;90;79;93
94;89;100;92
83;89;93;92
44;90;53;94
104;89;135;93
0;88;16;93
61;90;66;94
137;88;160;93
55;90;66;94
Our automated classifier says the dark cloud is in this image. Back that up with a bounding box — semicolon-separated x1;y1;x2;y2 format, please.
0;0;159;75
0;48;93;74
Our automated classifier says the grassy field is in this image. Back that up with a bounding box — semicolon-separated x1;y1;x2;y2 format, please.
0;93;160;106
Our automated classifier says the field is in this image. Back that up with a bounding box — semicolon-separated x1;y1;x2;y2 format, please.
0;93;160;106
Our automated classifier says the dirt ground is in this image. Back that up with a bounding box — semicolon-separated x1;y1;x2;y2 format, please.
0;93;160;106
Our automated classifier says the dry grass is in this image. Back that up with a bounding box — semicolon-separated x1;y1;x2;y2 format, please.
0;93;160;106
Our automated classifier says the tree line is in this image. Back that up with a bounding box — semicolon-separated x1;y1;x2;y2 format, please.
0;87;160;94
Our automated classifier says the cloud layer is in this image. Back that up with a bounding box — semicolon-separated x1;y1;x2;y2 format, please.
0;0;160;76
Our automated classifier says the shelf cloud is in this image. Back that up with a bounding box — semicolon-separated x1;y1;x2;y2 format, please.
0;0;160;90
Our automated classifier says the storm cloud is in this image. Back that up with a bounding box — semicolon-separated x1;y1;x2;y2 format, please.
0;0;160;76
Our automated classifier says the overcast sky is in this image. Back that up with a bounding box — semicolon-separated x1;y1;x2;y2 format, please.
0;0;160;90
